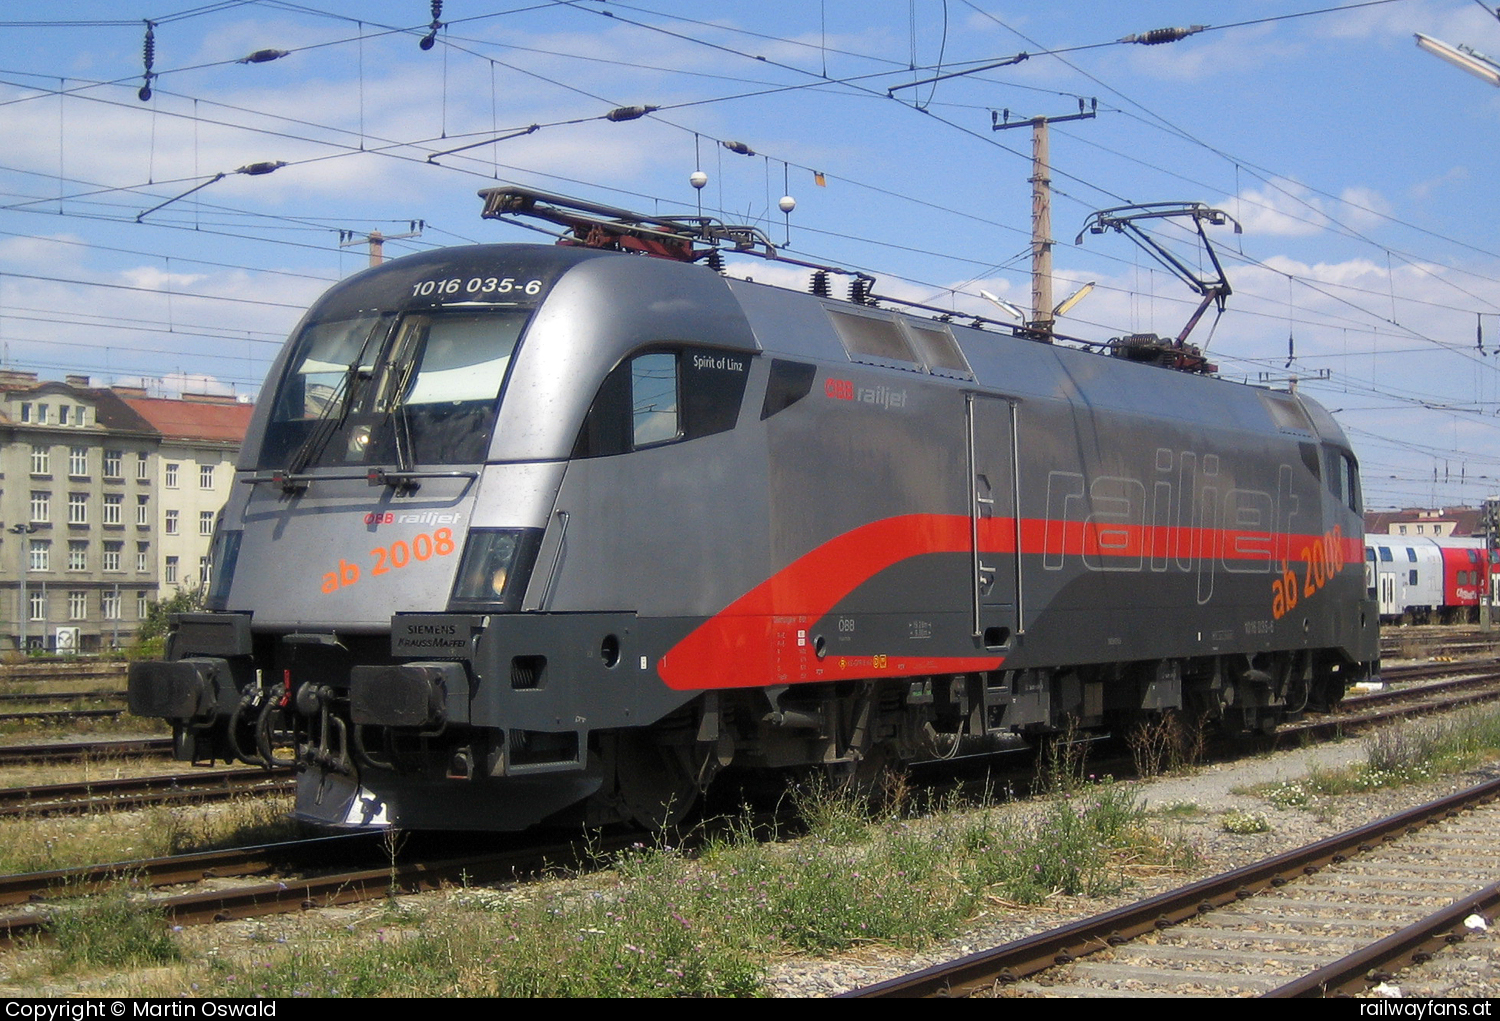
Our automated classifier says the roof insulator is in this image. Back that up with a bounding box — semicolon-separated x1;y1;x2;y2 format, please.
809;270;830;297
1120;25;1207;45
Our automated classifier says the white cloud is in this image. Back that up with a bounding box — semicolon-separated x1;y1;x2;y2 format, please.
1223;179;1330;237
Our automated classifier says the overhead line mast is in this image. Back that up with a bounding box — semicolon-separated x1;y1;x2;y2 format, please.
992;98;1097;339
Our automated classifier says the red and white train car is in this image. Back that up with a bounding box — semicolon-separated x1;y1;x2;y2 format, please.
1366;535;1495;622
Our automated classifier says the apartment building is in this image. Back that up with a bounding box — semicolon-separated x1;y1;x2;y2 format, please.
0;372;251;652
118;390;254;597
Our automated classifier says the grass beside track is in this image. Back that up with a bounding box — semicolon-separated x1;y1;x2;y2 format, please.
1251;702;1500;813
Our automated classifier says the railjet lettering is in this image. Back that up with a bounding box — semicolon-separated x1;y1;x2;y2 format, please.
823;379;906;409
364;511;463;527
1042;449;1344;607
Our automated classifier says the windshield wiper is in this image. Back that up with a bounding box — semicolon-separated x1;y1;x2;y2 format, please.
279;327;383;489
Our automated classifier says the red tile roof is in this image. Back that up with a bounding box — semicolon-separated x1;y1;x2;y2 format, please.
122;395;254;443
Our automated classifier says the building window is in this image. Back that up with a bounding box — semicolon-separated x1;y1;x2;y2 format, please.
69;446;88;477
103;494;122;525
68;541;87;572
29;491;50;524
137;542;149;573
31;446;49;475
59;406;70;426
103;542;122;572
101;590;121;620
165;556;178;584
68;591;86;620
36;404;48;425
68;493;87;525
1398;525;1407;535
165;463;179;488
165;510;178;535
137;591;148;618
199;556;211;586
19;403;30;423
200;464;214;489
76;407;88;428
28;590;45;621
137;496;149;526
104;450;122;477
137;453;149;480
29;540;49;572
200;511;215;536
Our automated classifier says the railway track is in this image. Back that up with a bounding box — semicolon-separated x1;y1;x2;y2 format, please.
0;736;172;765
0;767;294;817
0;690;123;704
0;707;126;725
0;827;641;949
847;776;1500;998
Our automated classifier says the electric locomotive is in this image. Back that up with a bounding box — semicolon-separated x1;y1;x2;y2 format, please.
128;189;1380;831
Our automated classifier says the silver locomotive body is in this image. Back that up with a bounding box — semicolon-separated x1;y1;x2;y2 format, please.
129;242;1378;830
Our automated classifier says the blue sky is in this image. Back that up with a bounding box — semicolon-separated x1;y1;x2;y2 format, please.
4;0;1500;510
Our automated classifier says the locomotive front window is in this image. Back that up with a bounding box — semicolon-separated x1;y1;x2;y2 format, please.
277;315;384;423
260;309;530;469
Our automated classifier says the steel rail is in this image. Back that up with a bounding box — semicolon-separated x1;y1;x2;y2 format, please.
0;832;635;947
1266;880;1500;997
0;707;126;725
0;767;294;817
844;775;1500;998
0;690;124;704
0;833;375;908
0;737;173;764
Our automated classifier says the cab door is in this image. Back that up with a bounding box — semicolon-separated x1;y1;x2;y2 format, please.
966;393;1020;644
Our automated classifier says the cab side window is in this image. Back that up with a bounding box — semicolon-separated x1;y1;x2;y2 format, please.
573;347;749;458
631;353;679;448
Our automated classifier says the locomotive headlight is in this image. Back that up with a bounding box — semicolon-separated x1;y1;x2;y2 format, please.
347;424;372;458
448;528;544;611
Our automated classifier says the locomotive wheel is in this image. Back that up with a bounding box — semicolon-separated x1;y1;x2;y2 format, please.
610;729;700;829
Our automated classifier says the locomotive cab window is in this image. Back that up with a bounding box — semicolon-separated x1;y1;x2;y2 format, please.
1323;444;1361;514
631;353;679;448
259;308;530;468
573;346;750;458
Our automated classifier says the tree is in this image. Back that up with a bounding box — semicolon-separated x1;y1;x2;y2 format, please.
133;588;203;659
